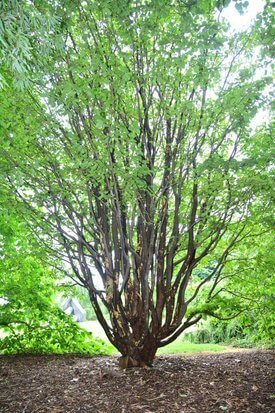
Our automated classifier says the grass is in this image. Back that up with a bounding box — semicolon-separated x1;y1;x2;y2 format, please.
105;340;228;356
157;340;227;355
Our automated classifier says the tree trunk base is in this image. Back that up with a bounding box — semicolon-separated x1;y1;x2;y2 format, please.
118;355;154;369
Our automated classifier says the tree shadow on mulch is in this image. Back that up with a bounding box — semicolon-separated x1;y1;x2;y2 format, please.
0;350;274;413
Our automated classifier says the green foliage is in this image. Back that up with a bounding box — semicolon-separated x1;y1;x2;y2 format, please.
185;251;274;348
184;319;246;345
184;314;274;349
0;199;110;355
0;0;58;89
0;309;110;356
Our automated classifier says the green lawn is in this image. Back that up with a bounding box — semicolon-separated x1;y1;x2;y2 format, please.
157;340;227;355
106;340;228;356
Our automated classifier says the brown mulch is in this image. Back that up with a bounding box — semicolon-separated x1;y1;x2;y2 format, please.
0;350;274;413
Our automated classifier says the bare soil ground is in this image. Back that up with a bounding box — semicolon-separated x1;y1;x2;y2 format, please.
0;350;274;413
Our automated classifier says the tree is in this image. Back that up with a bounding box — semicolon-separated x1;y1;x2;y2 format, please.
0;0;272;366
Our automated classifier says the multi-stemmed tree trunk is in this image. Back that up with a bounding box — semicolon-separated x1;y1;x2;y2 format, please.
0;0;271;366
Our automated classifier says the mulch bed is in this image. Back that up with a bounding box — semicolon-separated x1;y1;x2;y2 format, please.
0;350;274;413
